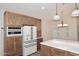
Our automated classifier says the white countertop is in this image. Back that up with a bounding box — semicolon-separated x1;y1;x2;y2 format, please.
40;39;79;54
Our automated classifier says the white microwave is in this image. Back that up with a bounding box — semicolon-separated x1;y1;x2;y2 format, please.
7;27;22;37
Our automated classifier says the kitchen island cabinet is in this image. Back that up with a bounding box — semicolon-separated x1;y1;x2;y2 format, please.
40;39;79;56
40;45;51;56
40;44;79;56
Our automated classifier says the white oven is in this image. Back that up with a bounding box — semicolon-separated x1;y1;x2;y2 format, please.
7;26;22;37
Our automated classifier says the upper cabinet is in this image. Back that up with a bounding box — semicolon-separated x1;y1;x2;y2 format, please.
5;12;22;26
4;11;42;37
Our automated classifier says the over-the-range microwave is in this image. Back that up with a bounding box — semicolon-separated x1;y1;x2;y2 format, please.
7;26;22;37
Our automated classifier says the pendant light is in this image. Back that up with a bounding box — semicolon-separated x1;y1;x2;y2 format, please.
53;3;60;21
57;11;68;27
57;3;68;28
72;3;79;17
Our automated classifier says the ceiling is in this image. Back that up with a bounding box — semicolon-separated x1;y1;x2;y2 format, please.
0;3;78;20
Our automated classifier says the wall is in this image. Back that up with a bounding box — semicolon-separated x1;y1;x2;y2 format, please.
0;8;5;56
51;4;78;41
42;19;53;41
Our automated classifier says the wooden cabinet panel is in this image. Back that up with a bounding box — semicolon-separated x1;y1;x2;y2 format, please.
37;38;43;50
5;11;42;37
40;44;79;56
4;37;15;56
5;12;23;26
14;36;22;55
6;12;15;26
4;11;42;56
50;48;65;56
36;20;41;37
40;45;65;56
40;45;51;56
4;36;22;56
32;19;38;26
65;51;79;56
13;15;22;26
22;16;30;25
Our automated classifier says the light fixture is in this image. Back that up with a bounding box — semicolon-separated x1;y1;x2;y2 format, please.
57;4;68;28
72;3;79;17
41;6;45;10
57;11;68;28
53;3;60;21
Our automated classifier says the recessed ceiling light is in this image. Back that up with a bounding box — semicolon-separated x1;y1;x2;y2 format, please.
41;6;45;10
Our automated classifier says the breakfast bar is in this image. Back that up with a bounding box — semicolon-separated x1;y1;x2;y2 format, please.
40;39;79;56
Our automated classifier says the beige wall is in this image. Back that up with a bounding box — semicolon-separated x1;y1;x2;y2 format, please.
52;4;79;41
41;3;79;41
0;8;5;55
42;19;53;41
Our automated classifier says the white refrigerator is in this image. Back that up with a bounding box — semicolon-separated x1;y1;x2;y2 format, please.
22;26;37;56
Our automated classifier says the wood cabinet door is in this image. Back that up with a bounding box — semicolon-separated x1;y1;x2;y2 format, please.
36;20;41;37
50;48;65;56
23;16;32;25
4;37;15;56
65;51;79;56
5;12;22;26
14;36;22;56
40;45;51;56
4;36;22;56
6;12;15;26
37;38;43;50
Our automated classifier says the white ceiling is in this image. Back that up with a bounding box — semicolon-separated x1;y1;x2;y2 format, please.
0;3;78;20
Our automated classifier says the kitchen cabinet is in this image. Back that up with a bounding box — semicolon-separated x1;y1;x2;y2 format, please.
40;44;79;56
4;11;42;37
37;38;43;51
5;11;23;26
36;20;41;37
65;51;79;56
4;11;42;56
40;45;51;56
4;36;22;56
50;48;65;56
22;16;31;25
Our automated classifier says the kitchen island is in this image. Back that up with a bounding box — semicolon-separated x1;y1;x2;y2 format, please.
40;39;79;56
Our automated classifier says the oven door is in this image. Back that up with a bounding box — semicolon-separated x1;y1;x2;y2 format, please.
7;27;22;37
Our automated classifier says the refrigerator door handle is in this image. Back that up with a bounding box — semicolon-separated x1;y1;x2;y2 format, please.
31;27;33;40
26;36;28;40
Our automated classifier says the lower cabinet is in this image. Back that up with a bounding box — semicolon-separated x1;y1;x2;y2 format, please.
40;45;51;56
4;36;22;56
37;38;43;51
40;44;79;56
65;51;79;56
50;48;65;56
